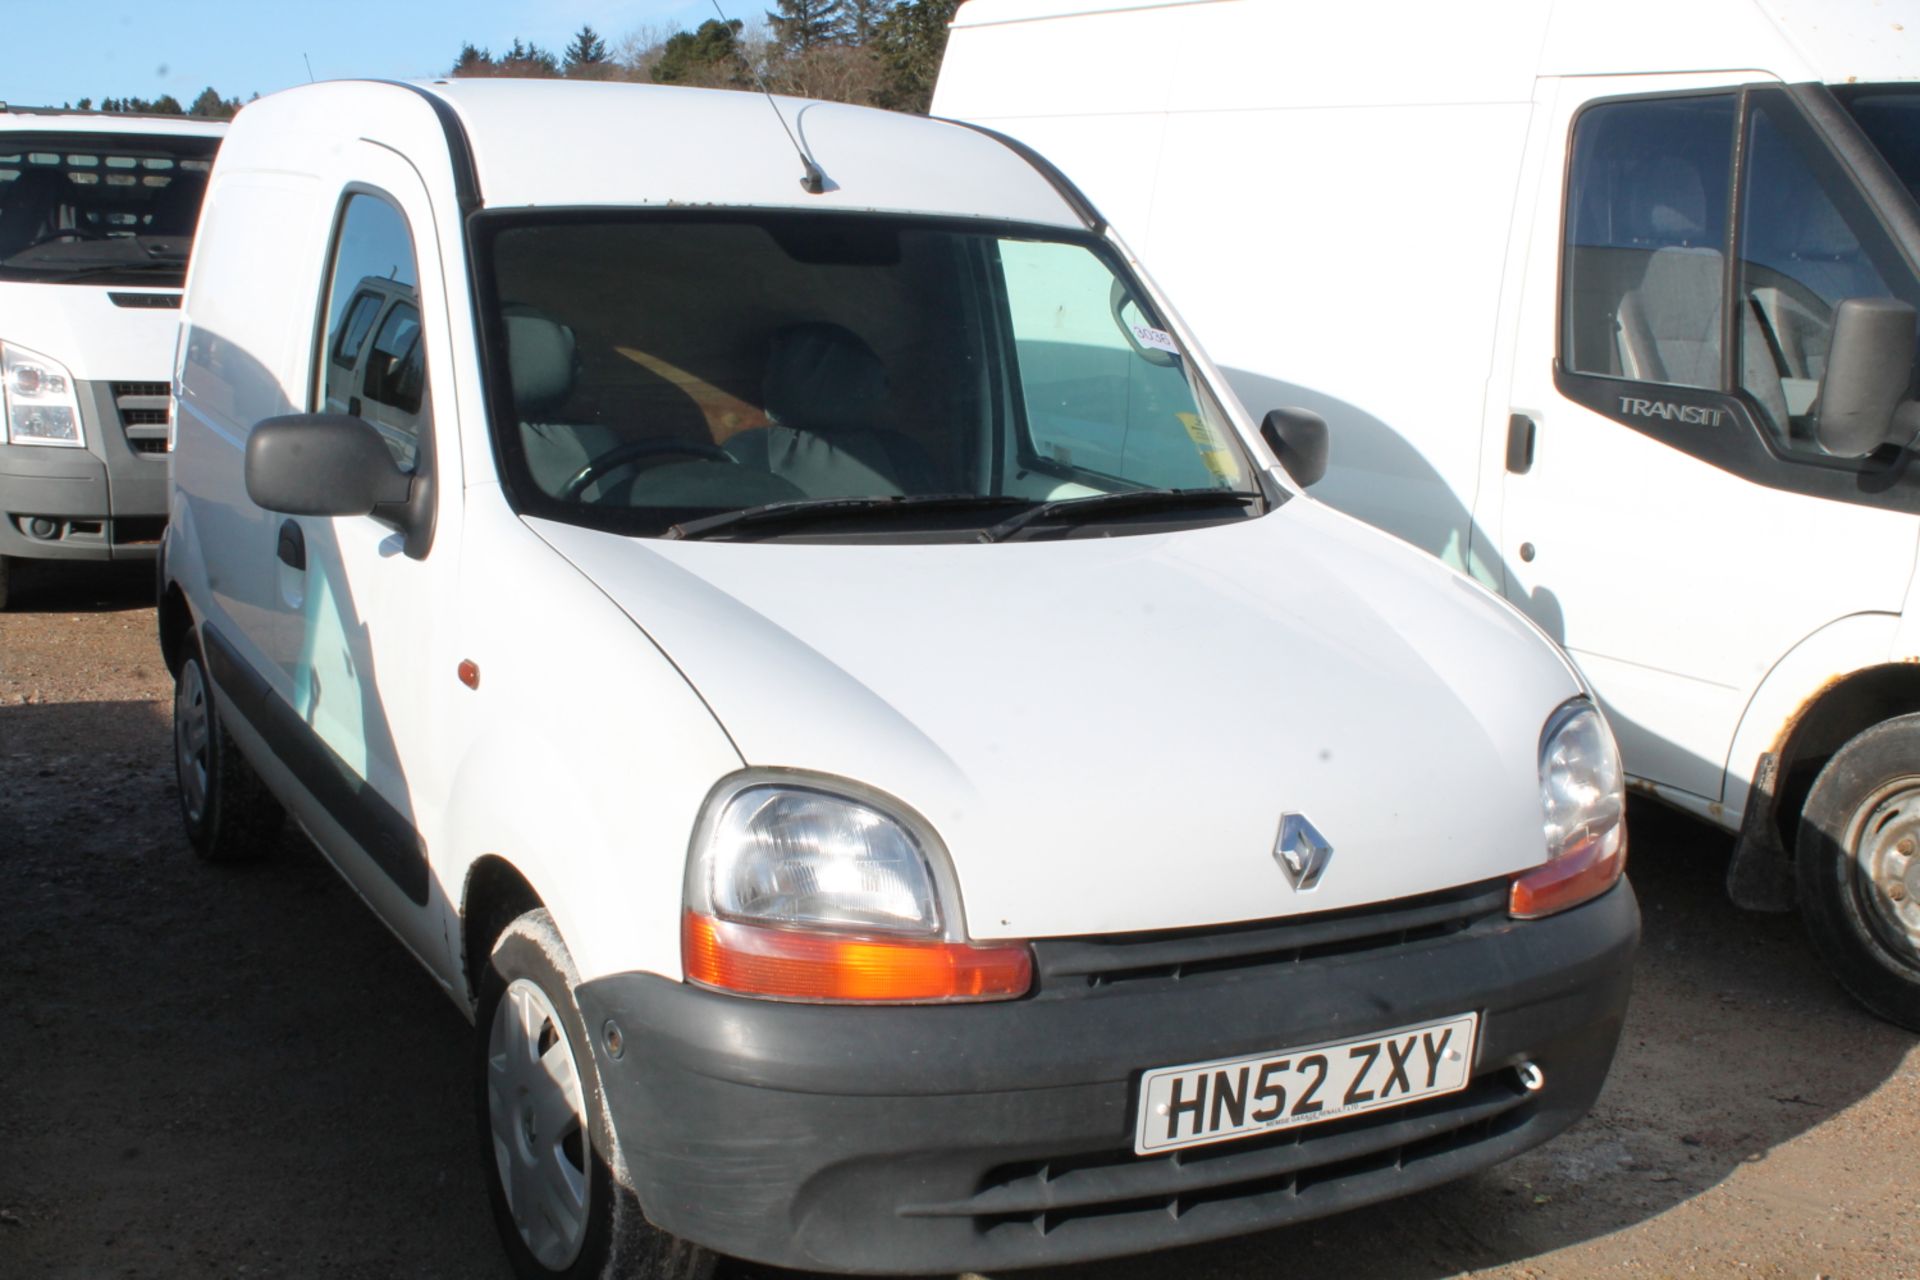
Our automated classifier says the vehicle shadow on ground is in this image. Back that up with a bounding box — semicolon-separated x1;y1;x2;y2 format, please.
1;688;1910;1278
0;697;510;1280
2;558;155;615
736;800;1915;1280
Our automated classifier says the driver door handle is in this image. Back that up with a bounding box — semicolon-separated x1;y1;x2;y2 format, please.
1506;413;1536;474
276;519;306;572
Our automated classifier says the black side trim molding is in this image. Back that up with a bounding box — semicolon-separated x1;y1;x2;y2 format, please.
1555;364;1920;514
939;118;1107;233
202;622;430;904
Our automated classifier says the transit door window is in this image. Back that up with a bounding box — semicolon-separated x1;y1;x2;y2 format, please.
1736;89;1920;451
1562;93;1735;393
316;193;428;473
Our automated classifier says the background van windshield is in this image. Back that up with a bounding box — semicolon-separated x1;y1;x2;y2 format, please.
0;131;220;285
483;213;1257;540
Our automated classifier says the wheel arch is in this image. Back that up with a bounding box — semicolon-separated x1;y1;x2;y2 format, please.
1725;612;1920;908
460;854;545;1011
157;581;195;676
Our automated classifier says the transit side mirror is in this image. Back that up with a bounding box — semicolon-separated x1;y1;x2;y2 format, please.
245;414;434;558
1261;407;1330;488
1816;297;1920;457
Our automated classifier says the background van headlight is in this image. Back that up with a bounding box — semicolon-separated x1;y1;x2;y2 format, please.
683;777;1031;1003
3;342;85;447
1511;699;1628;919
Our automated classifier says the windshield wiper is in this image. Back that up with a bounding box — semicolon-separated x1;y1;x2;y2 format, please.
979;487;1262;543
664;493;1035;541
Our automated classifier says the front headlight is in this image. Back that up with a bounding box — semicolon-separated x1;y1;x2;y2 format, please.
683;775;1031;1003
2;342;85;448
1511;699;1628;919
701;785;943;935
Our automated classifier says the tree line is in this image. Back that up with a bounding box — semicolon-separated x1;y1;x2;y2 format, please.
46;0;958;122
449;0;960;114
59;87;250;119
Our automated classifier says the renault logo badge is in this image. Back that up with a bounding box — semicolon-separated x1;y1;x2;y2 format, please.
1274;813;1333;891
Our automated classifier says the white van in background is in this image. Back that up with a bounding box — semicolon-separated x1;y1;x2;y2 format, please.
0;109;223;607
936;0;1920;1028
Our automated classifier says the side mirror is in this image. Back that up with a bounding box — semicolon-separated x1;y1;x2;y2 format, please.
1816;297;1920;457
246;414;411;516
1261;407;1330;488
245;414;434;558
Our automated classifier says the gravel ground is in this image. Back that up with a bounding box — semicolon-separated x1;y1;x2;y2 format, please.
2;558;1917;1280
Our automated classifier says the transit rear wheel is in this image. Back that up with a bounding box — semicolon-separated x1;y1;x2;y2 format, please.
1797;713;1920;1030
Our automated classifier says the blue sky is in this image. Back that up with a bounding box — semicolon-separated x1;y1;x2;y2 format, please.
0;0;735;109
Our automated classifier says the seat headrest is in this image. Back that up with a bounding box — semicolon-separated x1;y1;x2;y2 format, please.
504;307;576;416
1625;156;1708;245
762;322;887;432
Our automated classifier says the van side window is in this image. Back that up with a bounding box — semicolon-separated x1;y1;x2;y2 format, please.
1562;95;1735;390
316;193;427;473
1737;89;1920;450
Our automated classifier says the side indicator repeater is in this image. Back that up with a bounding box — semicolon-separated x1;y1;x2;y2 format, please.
457;659;480;690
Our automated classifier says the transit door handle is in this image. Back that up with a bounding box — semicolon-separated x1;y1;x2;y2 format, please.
276;519;306;572
1505;413;1536;474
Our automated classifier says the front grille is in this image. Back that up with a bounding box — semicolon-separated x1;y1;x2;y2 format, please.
1031;877;1510;993
904;1069;1535;1239
110;382;171;455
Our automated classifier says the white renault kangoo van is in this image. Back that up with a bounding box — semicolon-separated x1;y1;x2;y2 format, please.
161;79;1637;1278
938;0;1920;1028
0;108;222;606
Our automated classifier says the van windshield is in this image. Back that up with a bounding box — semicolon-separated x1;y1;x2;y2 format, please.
478;213;1264;542
0;131;220;286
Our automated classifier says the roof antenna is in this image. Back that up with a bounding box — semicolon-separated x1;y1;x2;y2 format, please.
303;53;316;83
709;0;827;194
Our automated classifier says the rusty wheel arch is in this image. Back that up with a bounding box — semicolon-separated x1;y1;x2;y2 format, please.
1729;663;1920;911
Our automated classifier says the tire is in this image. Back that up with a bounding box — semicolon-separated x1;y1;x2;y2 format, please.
476;909;716;1280
1797;712;1920;1031
172;637;284;862
0;554;13;610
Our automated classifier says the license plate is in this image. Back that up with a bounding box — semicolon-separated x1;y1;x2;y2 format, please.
1133;1013;1479;1155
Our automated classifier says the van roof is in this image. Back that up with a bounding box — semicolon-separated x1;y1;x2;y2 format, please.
226;79;1084;229
946;0;1920;89
0;109;226;139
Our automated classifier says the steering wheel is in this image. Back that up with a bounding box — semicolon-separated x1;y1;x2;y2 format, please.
560;439;737;502
24;227;106;247
1743;264;1838;380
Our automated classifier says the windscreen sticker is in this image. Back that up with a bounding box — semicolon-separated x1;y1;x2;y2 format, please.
1177;412;1235;480
1131;323;1181;356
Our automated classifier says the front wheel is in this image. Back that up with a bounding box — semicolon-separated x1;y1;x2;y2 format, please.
0;555;13;610
1797;713;1920;1030
476;909;716;1280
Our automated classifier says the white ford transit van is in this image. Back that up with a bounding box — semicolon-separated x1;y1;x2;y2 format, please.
160;79;1636;1278
937;0;1920;1029
0;108;222;607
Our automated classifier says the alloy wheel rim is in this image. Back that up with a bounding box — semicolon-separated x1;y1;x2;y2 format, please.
1845;777;1920;965
174;660;210;824
487;977;591;1270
